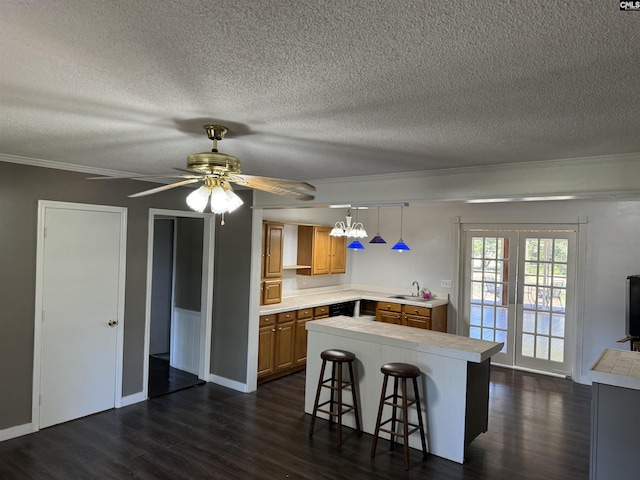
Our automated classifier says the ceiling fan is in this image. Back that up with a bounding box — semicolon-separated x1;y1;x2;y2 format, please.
88;124;315;214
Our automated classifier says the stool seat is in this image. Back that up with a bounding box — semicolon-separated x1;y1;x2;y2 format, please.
309;349;362;446
381;362;421;378
321;349;356;363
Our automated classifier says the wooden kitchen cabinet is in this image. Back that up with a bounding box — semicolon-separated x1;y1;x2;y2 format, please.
274;317;295;371
257;314;277;377
260;222;284;305
294;308;313;366
376;301;448;332
261;279;282;305
376;302;403;325
297;226;346;276
403;304;431;329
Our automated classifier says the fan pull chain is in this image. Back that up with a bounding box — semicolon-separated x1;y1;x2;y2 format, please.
220;212;225;226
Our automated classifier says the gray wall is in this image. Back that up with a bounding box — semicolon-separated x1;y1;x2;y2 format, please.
210;190;254;383
150;218;174;355
174;218;204;311
0;161;240;430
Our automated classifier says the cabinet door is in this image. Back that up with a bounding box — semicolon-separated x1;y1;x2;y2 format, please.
377;311;402;325
262;280;282;305
294;318;310;366
264;222;284;278
312;226;331;275
257;325;276;378
275;320;296;371
329;236;347;274
404;313;431;329
430;304;448;332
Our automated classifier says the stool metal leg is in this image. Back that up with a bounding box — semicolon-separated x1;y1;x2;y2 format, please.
309;358;327;437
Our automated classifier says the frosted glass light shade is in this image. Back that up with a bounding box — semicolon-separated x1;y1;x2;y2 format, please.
225;189;244;212
210;185;231;214
186;186;211;213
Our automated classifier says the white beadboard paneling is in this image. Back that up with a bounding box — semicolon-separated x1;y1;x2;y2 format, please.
170;307;201;375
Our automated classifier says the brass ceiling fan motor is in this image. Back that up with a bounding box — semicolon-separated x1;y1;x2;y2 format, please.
186;125;242;175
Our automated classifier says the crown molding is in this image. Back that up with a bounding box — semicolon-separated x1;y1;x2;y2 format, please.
0;153;143;178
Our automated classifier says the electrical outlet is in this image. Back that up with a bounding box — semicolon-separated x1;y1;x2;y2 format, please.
440;279;452;289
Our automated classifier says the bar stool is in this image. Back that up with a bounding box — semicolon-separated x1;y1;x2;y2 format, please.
308;349;362;446
370;362;428;470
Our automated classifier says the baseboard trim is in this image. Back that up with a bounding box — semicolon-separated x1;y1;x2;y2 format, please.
0;422;35;442
119;391;146;407
209;374;249;393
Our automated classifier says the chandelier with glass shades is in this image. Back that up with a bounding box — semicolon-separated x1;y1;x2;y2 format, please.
329;209;368;239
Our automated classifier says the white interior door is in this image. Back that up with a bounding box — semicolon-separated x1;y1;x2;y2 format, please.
38;203;126;428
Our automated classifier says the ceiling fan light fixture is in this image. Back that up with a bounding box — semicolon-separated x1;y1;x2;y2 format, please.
225;188;244;213
186;185;211;213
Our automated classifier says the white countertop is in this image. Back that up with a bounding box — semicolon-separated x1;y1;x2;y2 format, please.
259;288;449;315
306;316;503;363
589;348;640;391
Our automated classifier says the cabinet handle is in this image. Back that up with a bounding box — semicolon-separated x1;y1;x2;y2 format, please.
272;329;276;332
278;327;282;331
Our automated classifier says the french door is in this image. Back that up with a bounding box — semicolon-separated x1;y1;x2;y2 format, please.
462;228;576;375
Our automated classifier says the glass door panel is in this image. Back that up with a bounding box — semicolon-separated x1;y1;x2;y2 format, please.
515;233;575;374
464;231;518;366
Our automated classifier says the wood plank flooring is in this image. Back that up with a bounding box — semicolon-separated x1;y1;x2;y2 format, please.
0;366;591;479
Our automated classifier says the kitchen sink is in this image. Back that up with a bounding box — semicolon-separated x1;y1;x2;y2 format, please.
389;295;428;301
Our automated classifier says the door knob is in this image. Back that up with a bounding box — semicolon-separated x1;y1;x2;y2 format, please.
108;319;118;327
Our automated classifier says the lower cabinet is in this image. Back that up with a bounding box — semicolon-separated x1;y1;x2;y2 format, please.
377;302;448;332
259;306;329;384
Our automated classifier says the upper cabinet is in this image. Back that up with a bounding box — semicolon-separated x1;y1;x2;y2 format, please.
263;222;284;278
297;225;346;276
260;222;284;305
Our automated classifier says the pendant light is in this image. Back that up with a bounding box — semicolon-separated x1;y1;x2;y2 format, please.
391;206;410;252
369;207;387;244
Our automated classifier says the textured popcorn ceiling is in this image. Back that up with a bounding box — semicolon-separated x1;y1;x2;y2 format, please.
0;0;639;181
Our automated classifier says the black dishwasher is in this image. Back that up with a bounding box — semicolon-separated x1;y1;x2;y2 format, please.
329;301;356;317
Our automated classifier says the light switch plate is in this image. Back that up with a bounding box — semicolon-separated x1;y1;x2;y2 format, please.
440;279;452;288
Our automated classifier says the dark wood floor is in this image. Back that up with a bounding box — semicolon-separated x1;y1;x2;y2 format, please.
148;355;204;398
0;366;591;479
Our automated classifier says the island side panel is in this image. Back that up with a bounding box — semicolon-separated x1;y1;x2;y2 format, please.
465;358;490;445
305;329;470;464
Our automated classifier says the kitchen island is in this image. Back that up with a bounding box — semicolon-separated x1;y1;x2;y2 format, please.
589;348;640;480
305;317;503;464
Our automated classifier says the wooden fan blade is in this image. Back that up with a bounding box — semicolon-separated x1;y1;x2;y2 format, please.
128;178;201;198
229;174;316;192
87;173;193;180
228;176;314;200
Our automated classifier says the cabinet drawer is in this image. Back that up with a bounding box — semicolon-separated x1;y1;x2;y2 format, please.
314;305;329;317
260;314;277;327
377;302;402;313
297;308;313;319
403;305;431;317
277;311;296;323
404;313;431;330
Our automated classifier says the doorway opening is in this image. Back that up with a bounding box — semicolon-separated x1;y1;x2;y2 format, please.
143;210;215;399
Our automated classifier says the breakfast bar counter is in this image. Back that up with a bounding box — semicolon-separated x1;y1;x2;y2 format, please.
304;317;503;464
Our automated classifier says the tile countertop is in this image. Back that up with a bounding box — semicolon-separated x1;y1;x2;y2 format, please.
259;288;449;315
589;348;640;391
306;316;503;363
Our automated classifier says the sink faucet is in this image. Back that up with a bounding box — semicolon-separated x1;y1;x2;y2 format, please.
412;281;420;297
